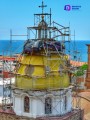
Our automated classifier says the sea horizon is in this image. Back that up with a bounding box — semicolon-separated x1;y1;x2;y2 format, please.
0;39;90;62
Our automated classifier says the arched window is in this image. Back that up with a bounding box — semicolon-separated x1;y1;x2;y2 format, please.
45;97;52;114
24;96;29;113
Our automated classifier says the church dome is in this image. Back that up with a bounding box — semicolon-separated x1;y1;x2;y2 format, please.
15;54;70;90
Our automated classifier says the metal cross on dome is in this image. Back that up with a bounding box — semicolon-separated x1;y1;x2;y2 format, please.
39;1;47;14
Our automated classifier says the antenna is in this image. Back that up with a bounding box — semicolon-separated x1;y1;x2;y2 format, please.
50;8;52;26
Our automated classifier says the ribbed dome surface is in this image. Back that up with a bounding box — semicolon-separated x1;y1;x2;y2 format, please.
15;54;70;90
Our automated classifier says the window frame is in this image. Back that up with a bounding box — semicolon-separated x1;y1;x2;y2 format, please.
24;96;30;113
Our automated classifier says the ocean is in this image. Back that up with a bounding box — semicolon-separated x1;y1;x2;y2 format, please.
0;40;89;62
65;40;90;62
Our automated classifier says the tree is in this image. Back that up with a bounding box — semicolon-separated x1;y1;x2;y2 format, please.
74;64;88;77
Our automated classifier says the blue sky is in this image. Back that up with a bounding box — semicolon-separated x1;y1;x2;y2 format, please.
0;0;90;40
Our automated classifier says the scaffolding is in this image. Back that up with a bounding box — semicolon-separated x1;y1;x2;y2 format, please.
2;42;14;110
2;1;83;120
2;30;27;110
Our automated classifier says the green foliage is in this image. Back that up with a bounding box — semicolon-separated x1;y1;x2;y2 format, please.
80;64;88;71
74;64;88;77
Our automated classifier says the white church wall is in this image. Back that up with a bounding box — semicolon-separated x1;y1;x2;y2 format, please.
52;89;72;115
31;98;38;117
36;97;45;116
14;95;22;116
13;88;72;118
52;97;62;115
67;90;72;112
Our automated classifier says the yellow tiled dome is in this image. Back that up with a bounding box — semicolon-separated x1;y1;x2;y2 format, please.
15;54;70;90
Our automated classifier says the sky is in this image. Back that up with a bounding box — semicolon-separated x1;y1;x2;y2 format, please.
0;0;90;40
